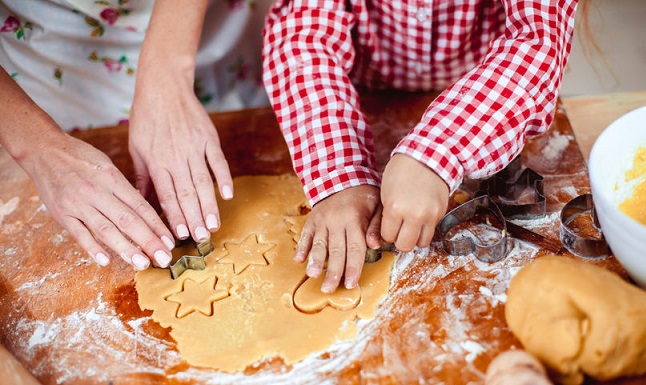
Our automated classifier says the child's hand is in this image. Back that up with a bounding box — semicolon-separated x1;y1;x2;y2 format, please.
295;185;381;293
381;154;450;251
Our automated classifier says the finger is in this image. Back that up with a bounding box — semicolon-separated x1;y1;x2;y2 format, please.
173;169;210;242
306;231;328;279
295;222;315;263
112;178;175;252
131;150;153;200
416;224;435;248
151;169;190;240
82;206;151;270
206;142;233;200
63;216;111;267
344;226;366;289
98;195;172;268
380;209;402;244
366;204;383;250
189;157;220;232
395;221;421;252
321;229;345;293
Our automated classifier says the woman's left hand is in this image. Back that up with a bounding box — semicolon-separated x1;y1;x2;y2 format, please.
129;74;233;243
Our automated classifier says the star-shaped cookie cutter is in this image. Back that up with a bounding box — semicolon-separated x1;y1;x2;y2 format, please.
169;239;214;280
479;156;546;220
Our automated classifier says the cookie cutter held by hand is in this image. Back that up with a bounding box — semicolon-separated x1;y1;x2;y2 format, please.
169;239;214;280
438;195;509;263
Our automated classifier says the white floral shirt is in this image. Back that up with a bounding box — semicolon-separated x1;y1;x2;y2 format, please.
0;0;271;131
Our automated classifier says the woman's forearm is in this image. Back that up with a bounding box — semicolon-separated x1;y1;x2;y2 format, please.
0;66;65;168
137;0;210;81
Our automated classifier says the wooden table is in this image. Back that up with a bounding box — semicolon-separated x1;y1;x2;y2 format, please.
0;91;644;385
563;90;646;161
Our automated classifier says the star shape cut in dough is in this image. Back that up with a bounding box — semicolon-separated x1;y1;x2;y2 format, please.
218;234;275;274
284;215;308;245
165;276;230;318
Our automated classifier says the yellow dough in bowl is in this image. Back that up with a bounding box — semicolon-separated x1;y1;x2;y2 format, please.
619;145;646;225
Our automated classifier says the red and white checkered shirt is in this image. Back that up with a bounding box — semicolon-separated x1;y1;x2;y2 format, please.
263;0;578;205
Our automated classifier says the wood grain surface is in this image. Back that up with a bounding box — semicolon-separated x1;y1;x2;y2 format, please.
0;91;644;385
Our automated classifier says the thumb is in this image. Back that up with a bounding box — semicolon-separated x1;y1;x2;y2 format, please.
130;150;152;199
365;203;383;249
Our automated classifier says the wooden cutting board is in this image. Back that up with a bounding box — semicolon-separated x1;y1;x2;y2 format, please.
0;91;643;385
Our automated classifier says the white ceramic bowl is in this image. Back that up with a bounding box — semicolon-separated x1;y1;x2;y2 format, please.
589;105;646;288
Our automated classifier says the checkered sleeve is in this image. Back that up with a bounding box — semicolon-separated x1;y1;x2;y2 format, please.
393;0;578;193
262;0;379;206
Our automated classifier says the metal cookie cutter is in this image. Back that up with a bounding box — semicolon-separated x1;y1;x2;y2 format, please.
169;239;214;279
365;241;395;263
438;195;509;263
479;156;546;220
560;193;610;259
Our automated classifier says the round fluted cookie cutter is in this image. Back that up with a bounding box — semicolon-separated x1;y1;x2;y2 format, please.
438;195;509;263
559;193;610;259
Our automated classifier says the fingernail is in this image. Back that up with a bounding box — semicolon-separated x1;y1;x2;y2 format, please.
345;277;358;289
177;224;189;239
206;214;219;230
94;252;110;266
306;259;320;277
132;254;150;270
294;251;305;262
161;235;175;251
154;250;172;268
321;282;336;293
222;185;233;200
195;226;210;241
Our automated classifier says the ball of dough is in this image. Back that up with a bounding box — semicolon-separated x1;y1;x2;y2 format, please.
485;349;552;385
505;255;646;385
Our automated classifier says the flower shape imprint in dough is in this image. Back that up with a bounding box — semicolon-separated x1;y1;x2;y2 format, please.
165;276;230;318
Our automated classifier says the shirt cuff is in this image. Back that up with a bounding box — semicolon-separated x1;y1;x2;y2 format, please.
303;165;381;206
392;134;464;194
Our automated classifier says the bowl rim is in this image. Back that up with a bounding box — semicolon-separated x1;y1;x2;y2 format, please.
588;104;646;235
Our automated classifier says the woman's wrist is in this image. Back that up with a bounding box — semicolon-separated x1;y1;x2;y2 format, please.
11;119;68;176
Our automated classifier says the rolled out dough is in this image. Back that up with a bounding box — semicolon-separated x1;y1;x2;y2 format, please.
135;175;395;372
505;255;646;385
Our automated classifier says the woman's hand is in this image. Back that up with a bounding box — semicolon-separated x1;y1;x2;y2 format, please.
380;154;450;251
129;74;232;243
295;185;382;293
21;134;174;269
129;0;229;243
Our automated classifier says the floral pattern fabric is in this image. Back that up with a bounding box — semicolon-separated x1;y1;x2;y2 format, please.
0;0;271;131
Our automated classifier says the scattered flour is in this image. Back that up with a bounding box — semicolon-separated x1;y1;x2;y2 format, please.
0;196;19;225
8;224;542;384
542;132;573;160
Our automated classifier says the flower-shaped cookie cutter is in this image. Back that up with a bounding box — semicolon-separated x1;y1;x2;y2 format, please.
438;195;509;263
559;193;610;259
479;156;546;220
169;239;214;280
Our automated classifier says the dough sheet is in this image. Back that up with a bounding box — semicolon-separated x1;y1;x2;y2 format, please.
135;175;395;372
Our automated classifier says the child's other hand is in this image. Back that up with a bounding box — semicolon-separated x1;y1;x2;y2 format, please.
295;185;381;293
381;154;450;251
